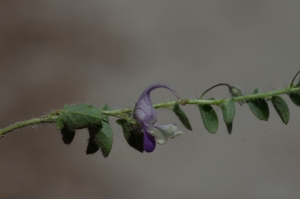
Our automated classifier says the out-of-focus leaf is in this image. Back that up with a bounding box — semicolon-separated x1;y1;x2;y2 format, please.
253;87;259;94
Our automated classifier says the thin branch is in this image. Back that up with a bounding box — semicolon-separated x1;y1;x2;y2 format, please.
1;85;300;138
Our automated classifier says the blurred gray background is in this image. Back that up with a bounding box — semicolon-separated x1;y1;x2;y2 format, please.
1;1;300;199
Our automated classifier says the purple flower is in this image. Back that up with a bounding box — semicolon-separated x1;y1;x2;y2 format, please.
133;84;184;153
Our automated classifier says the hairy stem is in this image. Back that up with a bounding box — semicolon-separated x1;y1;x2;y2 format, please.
0;115;57;139
1;85;300;138
104;86;300;115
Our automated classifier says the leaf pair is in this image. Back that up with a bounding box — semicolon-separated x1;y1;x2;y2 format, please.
248;88;289;124
198;98;235;134
56;104;113;157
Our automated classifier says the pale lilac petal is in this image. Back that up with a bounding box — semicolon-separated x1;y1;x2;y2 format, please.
134;100;157;125
134;83;179;125
150;124;178;137
146;124;183;145
146;125;169;144
169;131;184;139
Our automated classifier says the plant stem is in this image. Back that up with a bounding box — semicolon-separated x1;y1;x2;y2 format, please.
199;83;231;99
1;85;300;138
103;86;300;115
0;115;57;139
290;70;300;86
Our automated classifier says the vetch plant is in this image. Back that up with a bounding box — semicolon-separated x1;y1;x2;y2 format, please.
1;71;300;157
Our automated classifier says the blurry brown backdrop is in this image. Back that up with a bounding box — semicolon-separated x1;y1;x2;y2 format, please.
1;1;300;199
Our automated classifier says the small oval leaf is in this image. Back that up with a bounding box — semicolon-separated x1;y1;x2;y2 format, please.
221;98;235;124
173;103;192;130
289;93;300;106
248;99;269;121
247;88;269;121
198;104;218;133
87;121;113;157
116;119;144;152
99;121;113;157
271;96;290;124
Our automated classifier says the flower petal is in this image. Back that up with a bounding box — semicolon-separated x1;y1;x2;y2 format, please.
143;127;156;152
134;100;157;125
134;84;180;125
169;131;184;139
146;124;183;145
146;125;169;144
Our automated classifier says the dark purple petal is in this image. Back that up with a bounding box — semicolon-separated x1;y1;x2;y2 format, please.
143;127;156;152
134;83;180;125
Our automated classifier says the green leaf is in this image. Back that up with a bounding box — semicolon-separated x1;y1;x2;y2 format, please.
271;96;290;124
198;104;218;133
220;98;235;134
226;122;232;134
99;121;113;157
173;103;192;130
87;121;113;157
56;104;102;130
116;119;144;153
289;92;300;106
289;79;300;106
247;88;269;121
61;128;75;144
253;87;259;94
221;98;235;124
